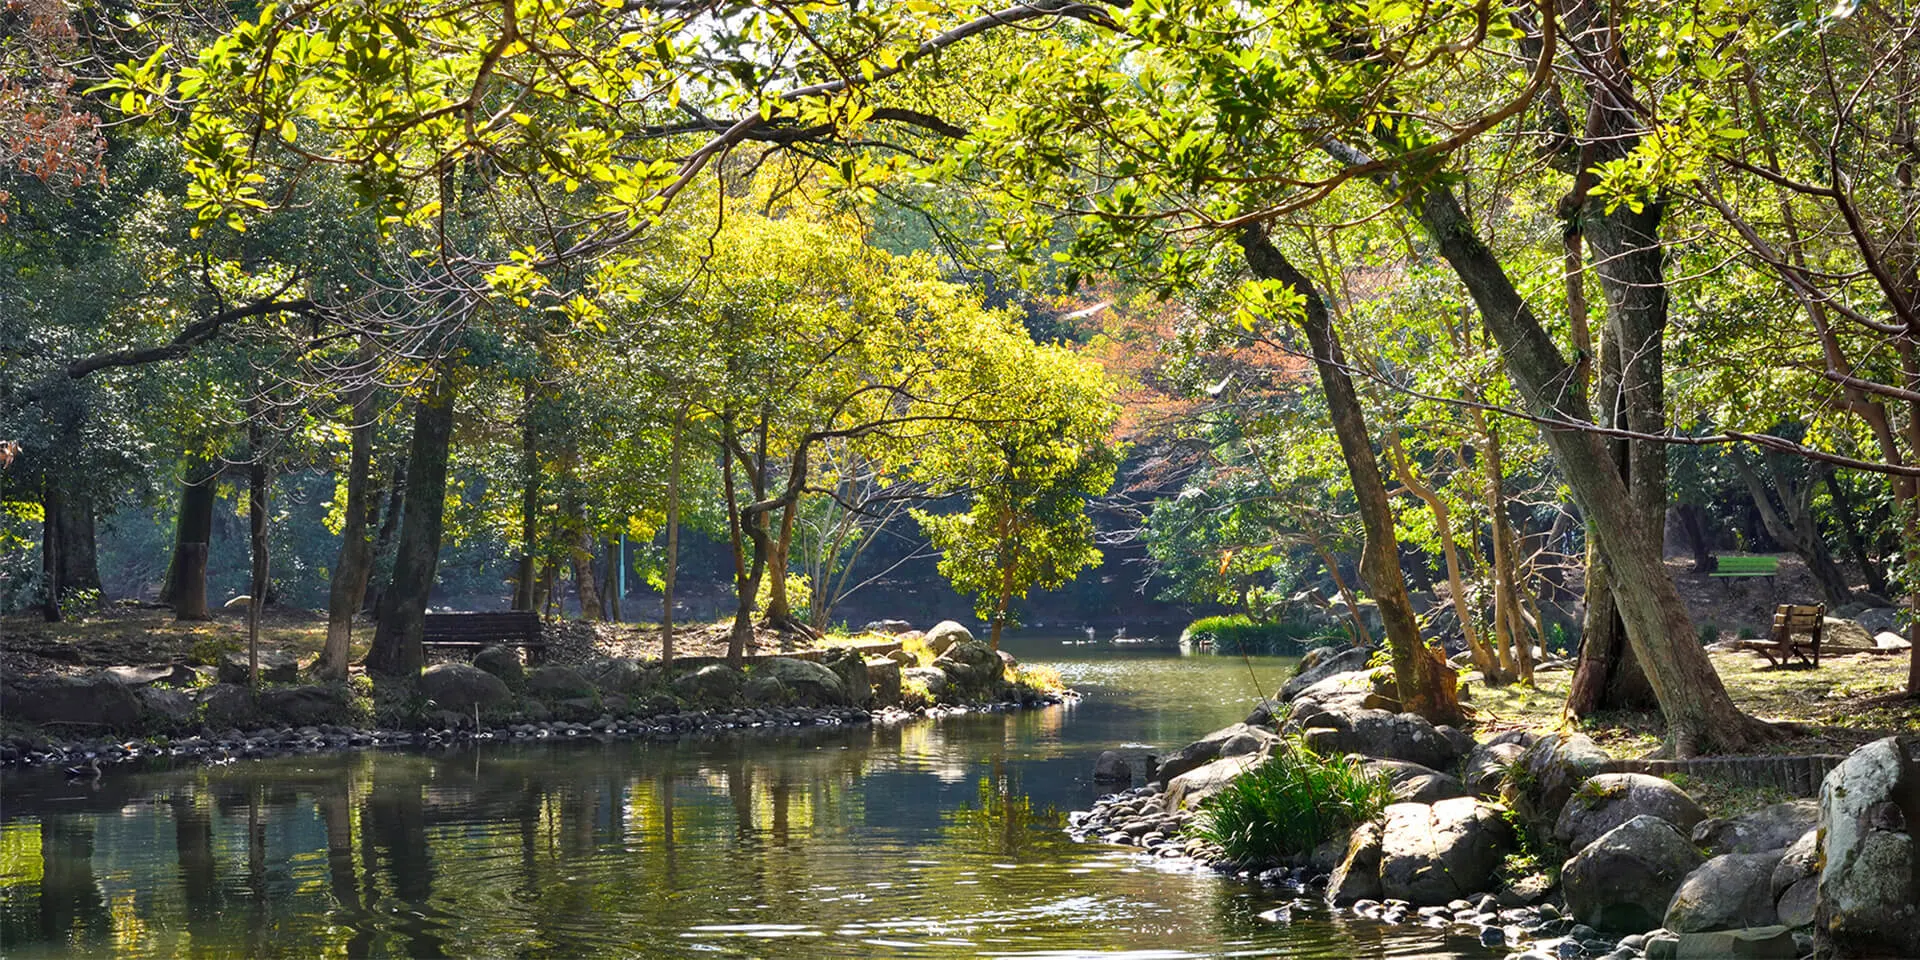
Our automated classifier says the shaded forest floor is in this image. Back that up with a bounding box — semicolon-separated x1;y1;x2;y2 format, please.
1469;648;1916;760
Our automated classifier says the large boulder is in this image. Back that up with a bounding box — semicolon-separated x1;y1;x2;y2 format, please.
1505;732;1611;830
580;657;651;696
195;683;255;727
1327;820;1385;903
902;666;949;702
925;620;974;655
1854;607;1902;636
1815;735;1920;957
1673;927;1797;959
419;663;513;713
1665;850;1785;933
1563;815;1709;934
1692;801;1817;856
1770;830;1819;929
1093;751;1133;783
7;672;145;729
526;664;595;699
1377;797;1514;905
471;645;526;688
1158;723;1281;785
933;639;1005;696
1163;751;1264;811
1822;617;1876;650
822;651;872;708
673;664;744;703
217;650;299;685
1555;773;1708;852
754;658;849;706
1464;731;1536;798
136;687;195;725
862;619;914;635
259;684;353;726
1359;758;1467;804
743;675;788;704
1285;669;1375;716
1292;707;1459;770
865;657;902;706
104;663;198;688
1279;645;1372;702
1875;631;1912;650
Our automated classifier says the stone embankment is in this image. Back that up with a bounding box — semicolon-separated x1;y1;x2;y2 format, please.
1068;644;1919;960
2;619;1070;771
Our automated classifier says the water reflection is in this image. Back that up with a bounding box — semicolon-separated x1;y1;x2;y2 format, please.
1;642;1485;959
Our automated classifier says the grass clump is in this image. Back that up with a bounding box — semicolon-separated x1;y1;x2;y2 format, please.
1188;740;1392;865
1183;614;1328;655
1011;662;1065;693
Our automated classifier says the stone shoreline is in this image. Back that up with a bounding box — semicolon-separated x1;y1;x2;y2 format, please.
1;691;1077;772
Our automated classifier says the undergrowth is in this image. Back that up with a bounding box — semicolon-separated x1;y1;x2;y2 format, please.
1187;740;1391;865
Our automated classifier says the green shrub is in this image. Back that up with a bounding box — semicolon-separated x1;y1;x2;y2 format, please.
1187;740;1392;865
1697;622;1719;647
1183;614;1325;655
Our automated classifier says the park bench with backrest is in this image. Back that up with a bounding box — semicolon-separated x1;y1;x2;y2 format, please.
1734;603;1823;669
422;611;545;663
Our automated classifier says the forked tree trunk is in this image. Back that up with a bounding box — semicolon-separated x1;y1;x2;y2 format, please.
1731;448;1853;609
1240;226;1462;724
1416;185;1773;754
1386;436;1504;682
321;387;376;680
367;376;458;678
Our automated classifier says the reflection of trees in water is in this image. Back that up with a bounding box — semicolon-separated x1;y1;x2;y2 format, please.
37;815;110;945
941;760;1069;859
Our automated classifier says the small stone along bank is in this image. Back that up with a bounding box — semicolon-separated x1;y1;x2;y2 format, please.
1;619;1066;770
1071;646;1920;960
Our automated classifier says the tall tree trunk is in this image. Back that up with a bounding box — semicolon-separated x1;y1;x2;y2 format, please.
662;407;685;669
247;415;270;695
322;387;376;680
52;493;100;599
762;445;815;636
1822;473;1888;597
1730;448;1853;609
367;375;457;678
38;485;64;622
512;383;540;612
1479;415;1535;683
162;462;218;621
1675;503;1716;573
1386;434;1504;681
1415;185;1772;754
569;507;602;621
1240;226;1462;723
360;456;406;617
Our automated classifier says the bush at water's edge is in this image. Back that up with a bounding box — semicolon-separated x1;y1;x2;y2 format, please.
1182;614;1341;655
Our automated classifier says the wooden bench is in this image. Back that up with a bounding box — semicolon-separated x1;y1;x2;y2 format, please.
1736;603;1823;669
422;611;545;663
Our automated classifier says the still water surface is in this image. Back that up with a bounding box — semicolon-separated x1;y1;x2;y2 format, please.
1;635;1487;958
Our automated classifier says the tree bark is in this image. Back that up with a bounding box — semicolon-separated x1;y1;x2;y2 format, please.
662;407;685;669
367;375;458;678
1822;473;1888;597
512;383;540;612
569;508;602;621
1415;185;1772;754
247;414;270;695
1240;225;1462;724
38;485;64;622
1386;434;1504;682
162;462;218;621
322;387;376;680
359;456;406;617
1675;503;1716;573
1730;448;1853;609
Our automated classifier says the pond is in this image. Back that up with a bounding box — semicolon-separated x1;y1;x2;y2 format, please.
0;634;1488;958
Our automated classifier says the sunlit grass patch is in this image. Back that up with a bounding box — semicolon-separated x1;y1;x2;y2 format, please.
1186;739;1391;866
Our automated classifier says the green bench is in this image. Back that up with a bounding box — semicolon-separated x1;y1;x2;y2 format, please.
1707;556;1779;581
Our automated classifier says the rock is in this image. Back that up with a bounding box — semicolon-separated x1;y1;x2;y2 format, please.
580;657;650;696
1280;646;1373;702
1506;733;1611;830
1328;820;1385;903
1377;797;1515;905
1287;670;1376;715
8;672;145;728
1673;926;1795;959
104;663;197;688
1874;630;1912;650
1293;707;1459;770
419;663;513;713
136;686;194;724
902;666;949;701
1434;724;1475;760
1160;723;1282;784
1465;736;1532;798
865;657;902;706
526;665;595;699
1360;758;1468;804
1664;850;1785;933
925;620;974;655
196;683;255;727
1854;607;1902;636
743;675;787;704
258;684;352;726
1821;616;1875;650
861;619;914;635
1774;878;1816;928
1815;735;1920;958
1093;751;1133;783
1164;751;1264;810
933;639;1005;695
885;649;917;666
1563;815;1708;934
672;664;744;703
821;651;872;708
471;645;526;688
1691;801;1816;856
1555;773;1708;852
754;658;850;706
217;650;299;685
1769;829;1818;900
